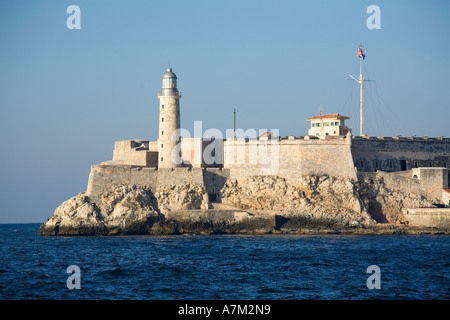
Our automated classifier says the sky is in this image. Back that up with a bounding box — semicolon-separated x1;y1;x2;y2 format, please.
0;0;449;223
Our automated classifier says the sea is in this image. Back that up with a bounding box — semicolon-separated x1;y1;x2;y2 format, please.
0;223;449;301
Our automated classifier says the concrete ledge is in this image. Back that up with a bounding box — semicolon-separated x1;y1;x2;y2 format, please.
403;208;450;228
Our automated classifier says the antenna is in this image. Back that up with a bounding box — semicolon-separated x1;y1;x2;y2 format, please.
349;44;375;136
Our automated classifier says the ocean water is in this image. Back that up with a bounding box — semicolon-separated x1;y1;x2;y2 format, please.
0;223;449;300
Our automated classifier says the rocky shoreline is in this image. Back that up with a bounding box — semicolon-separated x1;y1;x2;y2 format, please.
38;175;449;236
38;217;449;236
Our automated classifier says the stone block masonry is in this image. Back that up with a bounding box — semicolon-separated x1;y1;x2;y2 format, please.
403;208;450;228
86;166;212;202
86;165;158;202
224;135;357;183
86;136;357;204
368;168;448;202
352;136;450;172
156;168;204;189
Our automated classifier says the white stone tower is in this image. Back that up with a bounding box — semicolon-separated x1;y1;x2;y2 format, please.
158;68;181;168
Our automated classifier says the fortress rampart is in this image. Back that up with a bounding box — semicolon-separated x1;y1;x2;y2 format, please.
223;135;356;182
86;135;359;201
86;135;449;209
352;136;450;172
359;167;448;201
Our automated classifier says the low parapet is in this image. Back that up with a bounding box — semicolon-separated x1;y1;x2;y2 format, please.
352;136;450;142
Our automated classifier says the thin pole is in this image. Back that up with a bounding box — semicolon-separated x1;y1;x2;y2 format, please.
233;107;236;140
350;46;374;137
359;58;364;136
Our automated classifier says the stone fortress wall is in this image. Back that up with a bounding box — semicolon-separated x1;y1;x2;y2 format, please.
86;134;450;207
352;136;450;172
223;135;357;182
85;135;357;200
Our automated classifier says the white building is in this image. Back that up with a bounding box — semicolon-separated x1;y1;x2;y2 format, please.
307;113;352;137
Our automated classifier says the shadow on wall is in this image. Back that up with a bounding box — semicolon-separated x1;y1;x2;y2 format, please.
203;169;228;203
367;201;389;223
358;174;401;223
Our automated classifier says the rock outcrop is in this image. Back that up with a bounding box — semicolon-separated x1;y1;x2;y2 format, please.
219;175;375;229
39;174;447;236
39;184;209;236
358;175;440;223
39;186;158;235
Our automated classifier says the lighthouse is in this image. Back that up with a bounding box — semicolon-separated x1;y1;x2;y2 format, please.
157;68;181;168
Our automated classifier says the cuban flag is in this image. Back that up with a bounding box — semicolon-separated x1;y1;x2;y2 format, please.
358;47;366;59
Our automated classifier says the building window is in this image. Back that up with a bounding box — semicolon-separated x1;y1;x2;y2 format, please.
335;122;339;126
161;157;163;162
414;161;418;168
161;131;164;135
161;144;163;148
162;118;164;122
360;160;364;168
374;161;379;169
429;162;432;167
389;160;393;169
162;105;164;109
444;163;447;168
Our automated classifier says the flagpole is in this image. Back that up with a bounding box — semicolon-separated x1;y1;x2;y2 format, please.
359;56;364;136
349;46;374;137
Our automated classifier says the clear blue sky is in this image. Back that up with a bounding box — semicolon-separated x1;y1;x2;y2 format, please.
0;0;449;223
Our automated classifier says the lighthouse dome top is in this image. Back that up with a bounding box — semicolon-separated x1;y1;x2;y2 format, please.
160;68;179;95
162;68;177;79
